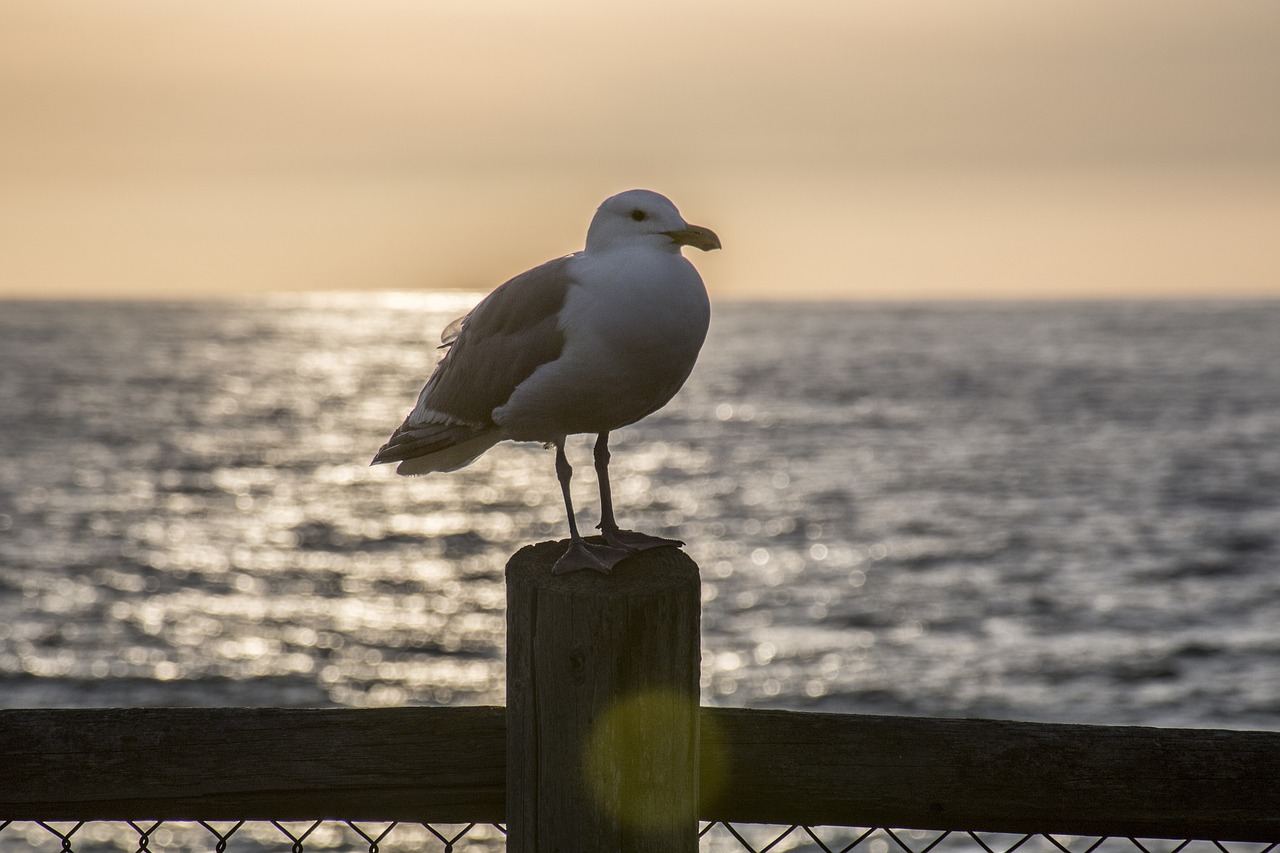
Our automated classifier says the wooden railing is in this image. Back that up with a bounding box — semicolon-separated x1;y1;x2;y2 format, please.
3;705;1279;841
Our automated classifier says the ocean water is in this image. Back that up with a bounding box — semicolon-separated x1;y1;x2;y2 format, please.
1;295;1277;730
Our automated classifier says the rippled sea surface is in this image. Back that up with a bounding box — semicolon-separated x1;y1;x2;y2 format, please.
1;295;1277;730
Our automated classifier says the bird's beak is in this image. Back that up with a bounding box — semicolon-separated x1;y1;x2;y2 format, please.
664;224;721;252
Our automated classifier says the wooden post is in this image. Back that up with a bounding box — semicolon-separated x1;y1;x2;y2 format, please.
506;539;701;852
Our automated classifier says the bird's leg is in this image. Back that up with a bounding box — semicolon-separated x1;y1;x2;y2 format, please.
594;431;685;552
556;438;585;542
594;432;624;545
552;437;629;575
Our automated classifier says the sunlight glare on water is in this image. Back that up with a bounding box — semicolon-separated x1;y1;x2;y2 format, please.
0;297;1278;729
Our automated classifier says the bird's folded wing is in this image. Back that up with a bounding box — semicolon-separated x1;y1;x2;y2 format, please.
411;254;576;428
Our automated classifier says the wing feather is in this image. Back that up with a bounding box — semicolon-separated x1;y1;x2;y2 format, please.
371;254;574;472
411;255;573;427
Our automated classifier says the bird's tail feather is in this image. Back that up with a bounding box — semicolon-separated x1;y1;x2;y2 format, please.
370;422;500;475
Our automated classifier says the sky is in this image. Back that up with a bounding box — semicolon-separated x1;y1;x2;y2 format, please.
1;0;1278;300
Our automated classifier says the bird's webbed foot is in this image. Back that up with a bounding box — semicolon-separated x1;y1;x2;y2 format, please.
552;539;632;575
598;526;685;553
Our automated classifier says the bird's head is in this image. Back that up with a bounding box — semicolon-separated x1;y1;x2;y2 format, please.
585;189;721;255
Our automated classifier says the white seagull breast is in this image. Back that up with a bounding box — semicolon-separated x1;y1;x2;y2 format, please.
495;245;710;441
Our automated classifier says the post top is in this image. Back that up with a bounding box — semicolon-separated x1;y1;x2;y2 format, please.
505;539;700;596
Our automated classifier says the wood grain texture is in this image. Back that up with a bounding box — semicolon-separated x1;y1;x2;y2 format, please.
702;708;1280;842
2;706;1278;840
505;539;702;852
0;706;505;822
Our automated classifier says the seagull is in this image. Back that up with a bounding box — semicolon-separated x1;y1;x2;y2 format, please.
372;189;720;574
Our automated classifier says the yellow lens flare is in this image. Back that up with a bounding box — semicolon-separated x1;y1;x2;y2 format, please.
581;689;728;829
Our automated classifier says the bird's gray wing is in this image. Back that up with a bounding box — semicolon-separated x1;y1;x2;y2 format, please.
438;315;464;349
409;254;575;427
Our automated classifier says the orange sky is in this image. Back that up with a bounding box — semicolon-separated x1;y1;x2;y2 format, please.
1;0;1278;299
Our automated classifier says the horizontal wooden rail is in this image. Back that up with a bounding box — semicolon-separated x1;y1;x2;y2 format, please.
0;707;505;824
699;708;1280;841
1;707;1278;841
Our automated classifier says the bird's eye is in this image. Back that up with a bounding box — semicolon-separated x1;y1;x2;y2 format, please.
630;209;647;222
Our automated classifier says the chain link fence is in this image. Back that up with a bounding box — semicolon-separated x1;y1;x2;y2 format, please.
0;821;503;853
3;821;1276;853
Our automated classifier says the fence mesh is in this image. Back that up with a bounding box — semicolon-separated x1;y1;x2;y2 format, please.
2;821;1275;853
